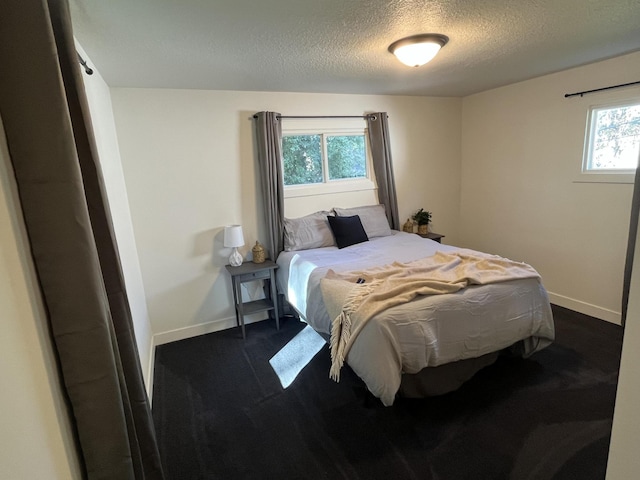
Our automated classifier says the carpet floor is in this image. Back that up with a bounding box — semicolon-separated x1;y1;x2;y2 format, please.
152;305;623;480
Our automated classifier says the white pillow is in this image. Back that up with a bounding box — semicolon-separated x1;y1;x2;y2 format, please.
333;204;392;238
283;211;336;251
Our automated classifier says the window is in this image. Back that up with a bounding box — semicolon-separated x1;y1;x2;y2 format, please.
282;134;323;186
282;124;375;198
583;101;640;174
282;132;368;186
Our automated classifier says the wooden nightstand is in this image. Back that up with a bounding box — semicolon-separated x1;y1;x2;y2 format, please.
417;232;445;243
225;260;279;339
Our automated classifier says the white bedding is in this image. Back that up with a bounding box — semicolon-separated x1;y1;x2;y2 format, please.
276;231;555;405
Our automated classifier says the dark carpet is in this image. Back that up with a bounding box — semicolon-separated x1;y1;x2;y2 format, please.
152;305;623;480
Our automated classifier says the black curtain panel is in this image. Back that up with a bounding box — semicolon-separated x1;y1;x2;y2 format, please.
621;151;640;328
0;1;164;478
367;113;400;230
254;111;285;259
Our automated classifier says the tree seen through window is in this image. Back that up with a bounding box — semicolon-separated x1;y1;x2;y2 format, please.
282;134;367;185
588;103;640;170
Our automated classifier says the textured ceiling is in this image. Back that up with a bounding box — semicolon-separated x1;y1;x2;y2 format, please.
70;0;640;97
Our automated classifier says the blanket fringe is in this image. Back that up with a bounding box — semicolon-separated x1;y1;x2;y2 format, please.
329;280;380;382
329;311;349;381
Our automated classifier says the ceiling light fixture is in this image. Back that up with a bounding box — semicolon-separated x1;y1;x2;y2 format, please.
388;34;449;67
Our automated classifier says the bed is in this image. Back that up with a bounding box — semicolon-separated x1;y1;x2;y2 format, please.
276;206;555;406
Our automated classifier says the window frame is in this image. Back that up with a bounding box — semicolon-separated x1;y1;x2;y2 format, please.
578;98;640;184
281;125;375;198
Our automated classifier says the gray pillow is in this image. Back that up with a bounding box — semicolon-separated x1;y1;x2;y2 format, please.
333;204;392;238
283;211;336;251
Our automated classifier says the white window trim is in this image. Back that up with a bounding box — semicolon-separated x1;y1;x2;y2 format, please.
576;97;640;184
284;178;377;198
282;125;376;198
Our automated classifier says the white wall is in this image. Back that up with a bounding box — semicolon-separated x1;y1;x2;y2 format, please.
0;119;82;479
460;51;640;324
110;89;462;340
78;45;155;388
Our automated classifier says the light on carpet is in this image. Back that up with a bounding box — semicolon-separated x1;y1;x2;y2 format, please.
269;325;325;388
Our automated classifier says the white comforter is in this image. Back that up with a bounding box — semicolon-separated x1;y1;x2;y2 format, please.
276;231;555;405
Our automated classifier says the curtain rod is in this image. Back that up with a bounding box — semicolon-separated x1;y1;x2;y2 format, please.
77;53;93;75
252;114;375;120
564;80;640;98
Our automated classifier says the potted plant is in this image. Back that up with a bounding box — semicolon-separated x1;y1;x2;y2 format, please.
412;208;432;234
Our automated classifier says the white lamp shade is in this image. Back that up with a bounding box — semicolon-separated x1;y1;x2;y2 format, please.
388;34;449;67
224;225;244;248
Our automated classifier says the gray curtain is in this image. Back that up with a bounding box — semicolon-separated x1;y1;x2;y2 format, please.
254;111;285;258
0;1;164;479
621;151;640;327
367;113;400;230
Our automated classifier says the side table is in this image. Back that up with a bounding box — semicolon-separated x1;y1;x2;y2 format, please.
225;260;280;339
416;232;445;243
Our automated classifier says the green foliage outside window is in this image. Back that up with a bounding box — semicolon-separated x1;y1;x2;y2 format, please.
281;135;323;185
590;104;640;170
327;135;366;180
282;134;367;186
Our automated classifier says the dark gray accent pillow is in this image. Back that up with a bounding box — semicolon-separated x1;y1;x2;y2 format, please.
327;215;369;249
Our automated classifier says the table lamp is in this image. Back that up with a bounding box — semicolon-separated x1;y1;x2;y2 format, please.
224;225;244;267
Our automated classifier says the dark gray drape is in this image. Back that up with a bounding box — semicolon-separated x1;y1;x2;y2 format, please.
254;111;285;258
0;1;164;479
367;113;400;230
621;151;640;327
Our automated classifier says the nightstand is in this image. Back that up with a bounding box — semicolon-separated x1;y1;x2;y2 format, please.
417;232;445;243
225;260;279;339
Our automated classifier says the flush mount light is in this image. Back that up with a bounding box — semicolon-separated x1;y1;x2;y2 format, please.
388;34;449;67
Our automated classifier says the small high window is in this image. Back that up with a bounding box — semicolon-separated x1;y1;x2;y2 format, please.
583;101;640;173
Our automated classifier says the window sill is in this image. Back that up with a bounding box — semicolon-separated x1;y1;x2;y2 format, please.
573;172;635;184
284;179;376;198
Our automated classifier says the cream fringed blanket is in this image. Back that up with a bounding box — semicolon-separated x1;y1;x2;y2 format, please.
321;250;541;382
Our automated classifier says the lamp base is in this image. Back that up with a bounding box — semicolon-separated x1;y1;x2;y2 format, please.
229;247;243;267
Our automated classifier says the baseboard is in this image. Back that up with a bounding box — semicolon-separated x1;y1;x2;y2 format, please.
548;291;621;325
152;313;268;346
153;315;235;346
